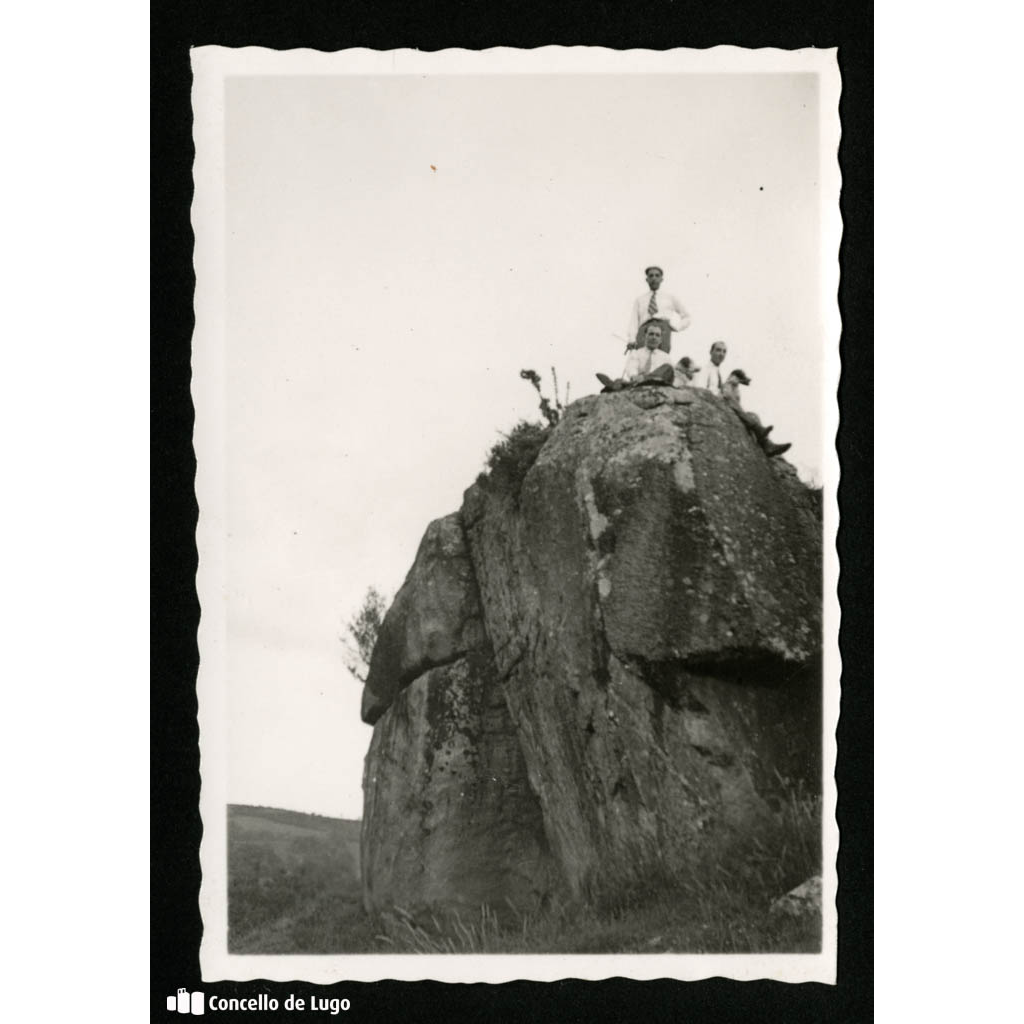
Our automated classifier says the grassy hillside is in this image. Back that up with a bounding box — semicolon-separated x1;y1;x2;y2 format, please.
227;805;376;953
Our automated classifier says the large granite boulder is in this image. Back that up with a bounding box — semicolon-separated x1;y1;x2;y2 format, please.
360;387;822;912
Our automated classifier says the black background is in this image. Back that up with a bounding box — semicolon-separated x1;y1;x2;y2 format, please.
151;2;872;1020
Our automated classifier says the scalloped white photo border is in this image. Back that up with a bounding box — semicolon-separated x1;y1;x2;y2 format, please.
191;44;843;985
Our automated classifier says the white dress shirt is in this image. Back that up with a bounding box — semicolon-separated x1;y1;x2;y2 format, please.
622;346;673;381
698;361;727;394
627;289;691;345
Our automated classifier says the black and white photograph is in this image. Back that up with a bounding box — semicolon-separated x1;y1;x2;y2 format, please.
191;45;842;984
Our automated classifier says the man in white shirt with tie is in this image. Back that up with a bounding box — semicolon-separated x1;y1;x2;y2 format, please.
698;340;729;394
597;321;674;391
626;265;691;353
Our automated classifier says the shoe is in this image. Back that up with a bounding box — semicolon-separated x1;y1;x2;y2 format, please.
596;373;625;393
764;441;791;458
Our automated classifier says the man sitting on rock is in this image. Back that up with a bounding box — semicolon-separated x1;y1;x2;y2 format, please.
697;340;729;393
596;320;675;392
673;356;700;388
721;369;791;458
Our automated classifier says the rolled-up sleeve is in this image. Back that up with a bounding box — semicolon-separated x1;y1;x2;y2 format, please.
626;297;642;346
669;294;691;331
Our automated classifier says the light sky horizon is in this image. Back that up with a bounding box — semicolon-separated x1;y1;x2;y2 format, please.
218;67;834;819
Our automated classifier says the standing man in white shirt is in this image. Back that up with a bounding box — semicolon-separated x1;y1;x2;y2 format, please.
597;321;675;391
626;265;691;353
698;340;729;393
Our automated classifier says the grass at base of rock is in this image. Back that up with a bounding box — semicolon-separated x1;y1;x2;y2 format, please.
228;792;821;955
230;854;821;956
375;864;821;955
232;880;819;956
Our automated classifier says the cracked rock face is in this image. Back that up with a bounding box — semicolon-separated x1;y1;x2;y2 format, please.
360;388;822;913
361;651;561;916
361;514;487;725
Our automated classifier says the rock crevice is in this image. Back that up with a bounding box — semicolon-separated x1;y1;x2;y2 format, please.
361;513;488;725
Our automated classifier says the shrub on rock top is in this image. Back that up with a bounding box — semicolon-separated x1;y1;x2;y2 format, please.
478;420;551;503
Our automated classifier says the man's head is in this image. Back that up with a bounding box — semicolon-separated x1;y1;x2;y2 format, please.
644;266;664;291
642;322;664;349
728;368;751;386
709;341;727;366
676;356;700;379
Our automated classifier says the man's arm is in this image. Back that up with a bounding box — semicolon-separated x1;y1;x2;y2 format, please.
625;296;641;349
668;293;691;332
621;349;641;381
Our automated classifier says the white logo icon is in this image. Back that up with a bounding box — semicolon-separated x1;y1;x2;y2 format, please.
167;988;205;1015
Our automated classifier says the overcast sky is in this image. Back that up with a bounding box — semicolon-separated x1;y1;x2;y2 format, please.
214;62;835;819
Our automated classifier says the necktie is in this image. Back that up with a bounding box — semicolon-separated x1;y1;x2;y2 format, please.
648;292;657;316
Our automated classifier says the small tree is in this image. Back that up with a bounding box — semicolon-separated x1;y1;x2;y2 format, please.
341;586;388;683
519;367;569;427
